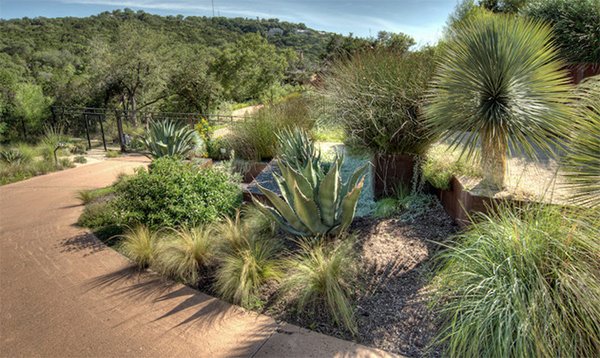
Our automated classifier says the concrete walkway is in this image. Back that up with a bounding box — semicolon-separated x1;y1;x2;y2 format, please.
0;158;393;357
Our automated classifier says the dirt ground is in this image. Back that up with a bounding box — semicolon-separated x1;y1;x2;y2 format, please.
260;201;457;357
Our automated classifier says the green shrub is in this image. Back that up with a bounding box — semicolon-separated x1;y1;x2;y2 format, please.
105;150;120;158
433;204;600;357
155;227;216;285
422;144;481;190
214;213;282;307
282;238;357;334
77;201;119;229
142;119;199;159
113;157;242;228
522;0;600;63
206;136;232;160
118;225;159;268
73;155;87;164
320;48;437;155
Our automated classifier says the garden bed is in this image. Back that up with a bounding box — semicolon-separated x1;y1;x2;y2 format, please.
257;204;456;357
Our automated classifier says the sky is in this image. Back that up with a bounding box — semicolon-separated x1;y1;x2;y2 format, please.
0;0;458;45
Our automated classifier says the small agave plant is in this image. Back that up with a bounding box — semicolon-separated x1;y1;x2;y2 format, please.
254;156;368;237
142;119;199;159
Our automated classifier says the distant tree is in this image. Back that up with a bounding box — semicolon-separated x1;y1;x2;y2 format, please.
214;33;288;102
522;0;600;63
162;47;222;113
376;31;415;52
90;23;172;124
13;83;52;138
479;0;528;13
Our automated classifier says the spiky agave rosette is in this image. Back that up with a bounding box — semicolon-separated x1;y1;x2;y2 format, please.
253;156;368;237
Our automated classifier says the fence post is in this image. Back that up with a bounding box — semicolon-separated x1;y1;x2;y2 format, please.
83;113;92;150
115;110;126;152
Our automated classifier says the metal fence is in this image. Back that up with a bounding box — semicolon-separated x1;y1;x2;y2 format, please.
51;106;253;151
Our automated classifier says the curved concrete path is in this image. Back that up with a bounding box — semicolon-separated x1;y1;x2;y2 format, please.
0;158;394;357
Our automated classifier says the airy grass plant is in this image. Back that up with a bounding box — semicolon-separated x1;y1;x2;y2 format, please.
282;238;357;334
155;227;216;285
433;204;600;357
321;48;437;155
562;76;600;208
213;211;282;307
118;225;160;268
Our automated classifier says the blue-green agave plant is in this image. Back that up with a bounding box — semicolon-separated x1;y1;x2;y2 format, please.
142;119;199;159
253;156;368;237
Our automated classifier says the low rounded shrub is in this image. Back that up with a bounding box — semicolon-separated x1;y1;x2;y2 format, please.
113;157;242;228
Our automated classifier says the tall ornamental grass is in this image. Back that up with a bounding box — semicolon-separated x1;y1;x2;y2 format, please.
320;48;437;155
562;76;600;208
433;204;600;357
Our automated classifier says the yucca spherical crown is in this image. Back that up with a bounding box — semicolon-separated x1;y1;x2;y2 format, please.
426;14;573;160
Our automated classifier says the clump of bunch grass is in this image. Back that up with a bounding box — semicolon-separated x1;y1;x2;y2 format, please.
73;155;87;164
155;227;216;285
373;197;402;218
214;212;282;307
226;95;314;161
76;186;115;205
105;150;120;158
433;204;600;357
422;144;481;190
282;238;357;334
118;225;159;268
242;204;278;238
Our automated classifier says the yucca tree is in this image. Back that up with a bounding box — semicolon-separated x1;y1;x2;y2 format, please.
142;119;199;159
426;14;573;190
563;76;600;208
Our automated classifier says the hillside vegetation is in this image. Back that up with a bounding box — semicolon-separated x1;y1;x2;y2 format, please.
0;9;392;141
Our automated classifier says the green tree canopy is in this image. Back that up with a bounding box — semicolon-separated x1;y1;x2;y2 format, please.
13;82;52;137
214;33;288;102
522;0;600;63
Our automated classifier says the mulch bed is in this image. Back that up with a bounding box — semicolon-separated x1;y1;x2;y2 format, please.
260;203;457;357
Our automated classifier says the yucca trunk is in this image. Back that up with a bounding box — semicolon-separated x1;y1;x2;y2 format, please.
480;129;507;191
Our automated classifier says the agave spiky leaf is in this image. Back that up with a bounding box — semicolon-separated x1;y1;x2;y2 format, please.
257;155;366;237
142;119;199;158
319;163;341;227
337;177;365;232
277;127;321;173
